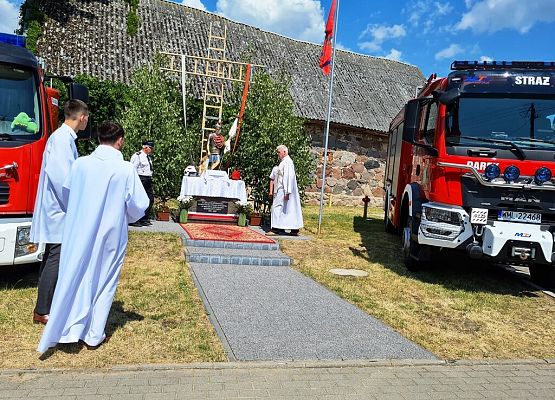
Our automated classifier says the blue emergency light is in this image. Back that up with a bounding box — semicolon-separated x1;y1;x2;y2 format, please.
0;33;26;47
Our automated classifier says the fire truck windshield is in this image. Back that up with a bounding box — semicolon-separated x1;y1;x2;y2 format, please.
445;96;555;151
0;63;41;144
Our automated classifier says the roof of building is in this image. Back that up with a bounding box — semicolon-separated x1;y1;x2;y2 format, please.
36;0;425;132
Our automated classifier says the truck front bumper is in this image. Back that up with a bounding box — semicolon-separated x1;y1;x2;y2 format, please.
417;202;554;265
0;218;44;266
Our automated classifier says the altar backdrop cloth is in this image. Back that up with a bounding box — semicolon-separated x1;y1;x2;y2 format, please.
180;175;247;202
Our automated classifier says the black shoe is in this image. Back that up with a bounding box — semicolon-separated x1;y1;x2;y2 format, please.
140;220;152;226
129;222;142;227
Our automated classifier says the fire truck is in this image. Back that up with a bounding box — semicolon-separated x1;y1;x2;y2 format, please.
384;60;555;289
0;33;88;267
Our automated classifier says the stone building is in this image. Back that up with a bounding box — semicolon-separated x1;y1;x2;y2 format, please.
34;0;425;206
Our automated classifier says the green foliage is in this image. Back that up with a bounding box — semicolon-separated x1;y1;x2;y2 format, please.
17;0;45;52
228;72;315;212
121;55;199;202
24;20;42;53
124;0;140;36
127;11;140;35
74;74;129;126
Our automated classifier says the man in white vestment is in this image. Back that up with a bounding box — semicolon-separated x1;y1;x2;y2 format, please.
30;100;89;325
267;145;303;236
37;121;149;353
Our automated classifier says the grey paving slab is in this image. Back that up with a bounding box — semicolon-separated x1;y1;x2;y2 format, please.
184;238;280;251
186;247;291;266
128;220;185;234
1;361;554;400
190;263;436;361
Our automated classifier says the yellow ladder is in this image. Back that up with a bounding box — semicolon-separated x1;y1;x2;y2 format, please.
160;25;263;166
199;24;227;162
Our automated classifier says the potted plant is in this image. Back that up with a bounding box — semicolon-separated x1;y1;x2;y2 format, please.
249;212;262;226
177;195;194;223
154;200;171;221
250;190;270;226
235;201;253;227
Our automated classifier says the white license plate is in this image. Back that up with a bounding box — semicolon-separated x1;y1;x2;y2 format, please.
497;210;541;224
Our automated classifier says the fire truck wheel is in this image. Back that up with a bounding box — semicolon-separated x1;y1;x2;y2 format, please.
528;264;555;290
402;216;422;271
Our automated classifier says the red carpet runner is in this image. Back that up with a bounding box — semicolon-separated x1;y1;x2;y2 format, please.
180;223;275;244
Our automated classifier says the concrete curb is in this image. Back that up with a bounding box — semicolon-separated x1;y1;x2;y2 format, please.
2;358;553;376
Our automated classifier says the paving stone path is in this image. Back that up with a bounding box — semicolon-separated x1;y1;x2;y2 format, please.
134;221;434;361
2;360;554;399
183;225;434;361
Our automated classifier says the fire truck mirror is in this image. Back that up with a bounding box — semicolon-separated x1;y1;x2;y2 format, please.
403;99;422;142
76;119;92;140
69;83;91;140
438;88;460;105
69;83;89;103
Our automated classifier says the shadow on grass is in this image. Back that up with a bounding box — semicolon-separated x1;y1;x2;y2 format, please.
39;301;143;360
0;263;39;290
105;300;144;336
353;215;528;296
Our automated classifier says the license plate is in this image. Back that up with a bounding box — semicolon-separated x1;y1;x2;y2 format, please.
497;210;541;224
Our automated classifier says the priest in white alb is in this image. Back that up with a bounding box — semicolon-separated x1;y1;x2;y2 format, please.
37;121;149;353
267;145;303;236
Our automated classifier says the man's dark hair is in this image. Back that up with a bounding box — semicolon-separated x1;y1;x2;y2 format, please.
64;99;88;119
97;121;124;144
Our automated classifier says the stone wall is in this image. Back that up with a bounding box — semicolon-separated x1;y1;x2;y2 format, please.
304;121;387;207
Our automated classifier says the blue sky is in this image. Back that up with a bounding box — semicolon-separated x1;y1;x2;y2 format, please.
2;0;555;77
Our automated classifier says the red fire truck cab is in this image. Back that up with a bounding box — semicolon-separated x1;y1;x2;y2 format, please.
384;61;555;288
0;33;88;267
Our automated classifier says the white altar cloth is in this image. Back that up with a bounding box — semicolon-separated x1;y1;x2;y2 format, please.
180;174;247;203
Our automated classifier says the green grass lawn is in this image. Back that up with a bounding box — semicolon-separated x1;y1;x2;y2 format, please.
2;208;553;368
283;205;555;360
0;232;225;369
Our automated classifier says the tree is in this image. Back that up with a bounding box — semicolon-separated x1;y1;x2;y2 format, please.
121;56;199;203
227;72;315;213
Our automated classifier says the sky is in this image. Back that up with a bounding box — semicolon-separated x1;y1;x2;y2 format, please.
2;0;555;77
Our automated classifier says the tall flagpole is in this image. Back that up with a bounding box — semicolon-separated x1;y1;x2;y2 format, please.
317;0;340;235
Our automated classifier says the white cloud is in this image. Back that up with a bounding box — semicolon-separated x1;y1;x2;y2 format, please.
0;0;19;34
384;48;403;62
358;24;406;53
435;43;463;60
456;0;555;34
480;56;493;62
435;2;453;16
181;0;207;11
405;1;452;28
215;0;324;43
406;1;427;27
335;42;352;52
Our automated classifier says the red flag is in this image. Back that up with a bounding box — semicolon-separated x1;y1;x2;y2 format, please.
319;0;336;75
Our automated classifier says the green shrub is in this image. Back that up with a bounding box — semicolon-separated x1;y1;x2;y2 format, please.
228;72;315;212
127;11;140;35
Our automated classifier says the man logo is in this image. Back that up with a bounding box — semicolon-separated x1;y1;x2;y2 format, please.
515;232;532;238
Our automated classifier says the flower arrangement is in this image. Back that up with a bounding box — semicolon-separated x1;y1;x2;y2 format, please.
177;195;195;210
235;201;253;216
